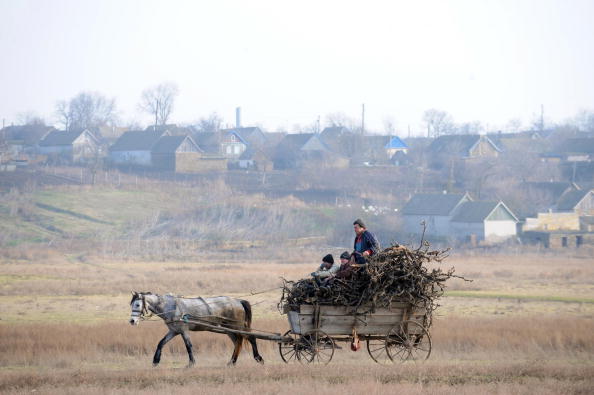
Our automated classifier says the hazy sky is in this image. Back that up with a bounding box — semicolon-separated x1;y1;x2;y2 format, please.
1;0;593;135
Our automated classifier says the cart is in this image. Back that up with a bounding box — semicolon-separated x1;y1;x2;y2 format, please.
278;302;432;365
178;301;431;366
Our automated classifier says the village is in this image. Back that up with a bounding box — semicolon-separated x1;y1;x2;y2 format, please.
1;108;593;251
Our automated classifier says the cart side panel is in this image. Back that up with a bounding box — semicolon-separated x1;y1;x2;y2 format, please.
291;304;427;335
287;311;301;334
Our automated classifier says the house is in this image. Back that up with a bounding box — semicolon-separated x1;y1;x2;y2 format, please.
220;130;248;158
449;201;518;242
151;135;202;171
219;127;267;159
1;124;55;146
401;193;471;237
515;181;577;219
109;130;166;166
192;132;222;155
555;188;594;216
402;192;518;243
428;135;501;159
38;129;100;163
272;133;347;169
555;138;594;162
487;131;549;154
521;188;593;232
384;136;408;158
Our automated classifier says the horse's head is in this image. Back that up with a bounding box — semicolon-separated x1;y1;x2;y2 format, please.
129;291;149;325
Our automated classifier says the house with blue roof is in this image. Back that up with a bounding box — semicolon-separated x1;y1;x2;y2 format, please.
385;136;408;158
220;127;266;159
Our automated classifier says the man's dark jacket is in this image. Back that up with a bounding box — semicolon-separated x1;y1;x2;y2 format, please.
354;230;380;256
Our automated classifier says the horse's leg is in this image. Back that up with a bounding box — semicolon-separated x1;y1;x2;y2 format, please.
226;333;243;366
180;331;195;367
153;330;177;366
247;335;264;364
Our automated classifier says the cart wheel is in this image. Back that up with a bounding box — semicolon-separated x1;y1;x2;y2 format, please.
296;329;335;365
367;336;393;365
386;320;432;363
278;330;299;363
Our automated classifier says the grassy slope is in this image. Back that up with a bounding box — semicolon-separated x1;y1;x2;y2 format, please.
0;186;334;247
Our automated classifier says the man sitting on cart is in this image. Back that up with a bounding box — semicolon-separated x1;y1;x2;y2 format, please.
311;254;339;284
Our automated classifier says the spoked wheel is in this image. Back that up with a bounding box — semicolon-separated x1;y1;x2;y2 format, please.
367;336;393;365
279;330;299;363
386;320;432;363
295;329;335;365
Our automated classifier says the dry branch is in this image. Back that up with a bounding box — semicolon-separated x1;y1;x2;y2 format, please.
279;244;463;323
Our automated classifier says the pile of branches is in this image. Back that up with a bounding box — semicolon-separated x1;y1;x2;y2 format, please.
280;244;462;317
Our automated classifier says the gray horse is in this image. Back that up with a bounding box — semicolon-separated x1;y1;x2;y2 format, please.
129;291;264;366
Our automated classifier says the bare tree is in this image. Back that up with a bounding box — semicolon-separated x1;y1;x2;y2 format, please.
55;92;117;131
505;118;523;133
195;112;223;133
325;112;360;133
17;111;45;126
422;109;454;137
456;121;483;135
383;116;396;135
140;82;179;127
573;109;594;133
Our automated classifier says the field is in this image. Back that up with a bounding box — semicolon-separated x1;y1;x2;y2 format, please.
0;250;593;394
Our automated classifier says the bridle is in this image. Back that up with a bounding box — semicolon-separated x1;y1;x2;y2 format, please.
131;293;152;321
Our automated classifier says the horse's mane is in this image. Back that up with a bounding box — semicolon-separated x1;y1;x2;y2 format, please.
130;291;153;304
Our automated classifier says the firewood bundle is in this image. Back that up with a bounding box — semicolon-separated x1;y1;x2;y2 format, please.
279;244;458;317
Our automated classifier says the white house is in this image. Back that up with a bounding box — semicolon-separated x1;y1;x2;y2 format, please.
401;193;471;237
449;201;518;242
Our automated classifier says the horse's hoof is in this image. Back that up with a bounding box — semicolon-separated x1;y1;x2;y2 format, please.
152;363;159;368
226;361;236;367
256;357;264;365
186;361;195;368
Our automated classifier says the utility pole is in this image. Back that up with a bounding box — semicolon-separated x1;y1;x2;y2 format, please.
540;104;544;132
361;103;365;135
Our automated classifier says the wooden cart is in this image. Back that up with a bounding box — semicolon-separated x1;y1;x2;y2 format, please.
279;303;431;365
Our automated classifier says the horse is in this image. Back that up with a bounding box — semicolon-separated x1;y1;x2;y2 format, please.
129;291;264;367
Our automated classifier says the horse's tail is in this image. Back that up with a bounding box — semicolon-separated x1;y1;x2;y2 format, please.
239;299;252;329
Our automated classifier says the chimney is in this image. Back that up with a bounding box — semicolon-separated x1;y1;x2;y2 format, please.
236;107;241;128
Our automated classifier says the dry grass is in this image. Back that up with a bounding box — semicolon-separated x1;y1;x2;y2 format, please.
0;252;593;393
0;316;593;394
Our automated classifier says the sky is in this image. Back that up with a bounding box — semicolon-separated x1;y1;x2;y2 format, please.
1;0;593;135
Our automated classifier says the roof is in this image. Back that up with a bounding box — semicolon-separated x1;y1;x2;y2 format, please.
2;125;55;145
109;130;164;151
555;189;592;211
384;136;408;149
401;193;469;216
151;135;201;154
221;127;265;146
451;201;499;222
192;132;221;154
39;129;88;146
428;135;500;156
221;126;261;136
558;138;594;155
320;126;350;138
277;133;315;151
222;130;248;145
